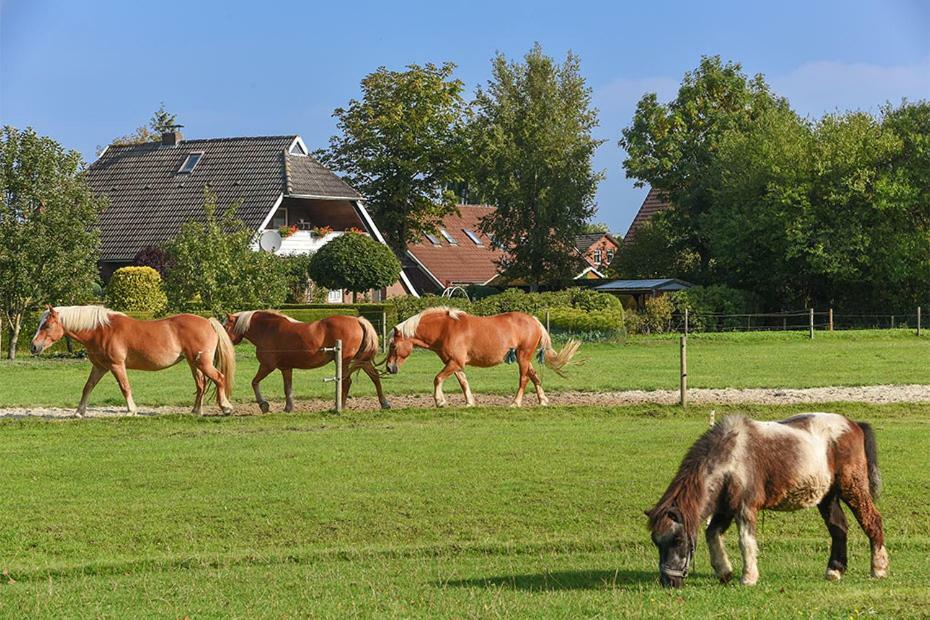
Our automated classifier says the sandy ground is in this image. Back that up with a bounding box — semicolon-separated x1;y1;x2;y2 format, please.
4;384;930;419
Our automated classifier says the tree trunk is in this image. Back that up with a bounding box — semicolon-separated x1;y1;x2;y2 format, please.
6;313;22;360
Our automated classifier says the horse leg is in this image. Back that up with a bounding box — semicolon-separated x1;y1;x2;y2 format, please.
839;476;888;578
281;368;295;413
527;365;548;406
453;369;475;407
76;365;107;417
706;512;734;583
818;491;849;581
511;357;531;408
252;363;275;413
197;358;233;415
434;361;458;407
341;359;353;404
736;511;760;585
361;361;391;409
190;367;206;415
109;363;137;415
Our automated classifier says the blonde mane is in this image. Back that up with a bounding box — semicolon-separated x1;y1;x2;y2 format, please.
394;306;465;338
40;305;125;333
232;310;299;334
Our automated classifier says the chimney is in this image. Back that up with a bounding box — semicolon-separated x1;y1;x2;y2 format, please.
161;130;182;146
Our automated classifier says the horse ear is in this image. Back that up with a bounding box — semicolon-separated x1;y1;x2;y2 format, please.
667;507;683;524
226;313;235;322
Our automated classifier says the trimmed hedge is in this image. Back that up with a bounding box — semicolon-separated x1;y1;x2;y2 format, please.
105;266;168;314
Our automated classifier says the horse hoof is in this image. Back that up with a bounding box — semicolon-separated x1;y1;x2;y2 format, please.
258;401;270;414
192;408;203;416
221;407;234;416
825;569;843;582
380;401;392;410
719;572;732;584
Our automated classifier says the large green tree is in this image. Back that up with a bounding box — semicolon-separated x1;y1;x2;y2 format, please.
0;127;104;359
98;103;179;154
316;63;466;252
467;44;603;290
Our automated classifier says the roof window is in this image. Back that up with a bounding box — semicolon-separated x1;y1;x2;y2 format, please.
424;232;441;245
177;152;203;174
462;228;482;245
439;229;457;245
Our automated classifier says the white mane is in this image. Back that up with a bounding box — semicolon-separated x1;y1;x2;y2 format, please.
39;305;125;333
394;306;465;338
232;310;299;334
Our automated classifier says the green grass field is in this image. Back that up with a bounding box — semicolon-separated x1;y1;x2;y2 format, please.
1;403;928;617
1;330;928;409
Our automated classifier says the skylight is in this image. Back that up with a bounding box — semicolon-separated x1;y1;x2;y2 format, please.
177;152;203;174
424;232;441;245
462;228;482;245
440;229;457;245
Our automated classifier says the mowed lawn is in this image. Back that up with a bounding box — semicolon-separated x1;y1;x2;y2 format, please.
1;329;929;409
1;403;929;617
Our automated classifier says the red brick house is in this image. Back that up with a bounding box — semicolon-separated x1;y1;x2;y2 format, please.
574;232;620;277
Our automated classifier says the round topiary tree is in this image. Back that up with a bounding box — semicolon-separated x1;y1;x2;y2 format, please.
105;266;168;314
308;232;401;298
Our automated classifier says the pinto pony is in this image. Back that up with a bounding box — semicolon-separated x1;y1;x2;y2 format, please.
646;413;887;588
223;310;389;412
31;305;236;416
385;307;579;407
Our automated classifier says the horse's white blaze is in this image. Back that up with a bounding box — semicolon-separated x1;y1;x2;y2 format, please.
394;306;464;339
233;310;298;335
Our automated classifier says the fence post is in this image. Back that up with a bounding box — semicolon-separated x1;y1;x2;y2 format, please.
679;335;688;407
809;308;814;339
828;308;834;332
323;339;344;413
891;315;896;330
381;310;388;353
684;308;689;336
918;306;922;337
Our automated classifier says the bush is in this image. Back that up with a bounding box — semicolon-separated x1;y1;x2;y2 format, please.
669;285;755;331
309;233;401;294
105;266;168;314
546;307;624;340
641;295;675;334
132;245;172;275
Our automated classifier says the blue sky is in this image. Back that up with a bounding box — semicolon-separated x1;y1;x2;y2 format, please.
2;0;928;234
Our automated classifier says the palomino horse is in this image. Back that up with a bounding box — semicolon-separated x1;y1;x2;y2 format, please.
31;305;236;416
646;413;887;588
223;311;390;412
385;307;579;407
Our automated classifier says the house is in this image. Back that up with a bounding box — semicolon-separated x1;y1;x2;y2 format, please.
403;204;505;293
574;232;620;277
85;131;417;300
623;187;672;243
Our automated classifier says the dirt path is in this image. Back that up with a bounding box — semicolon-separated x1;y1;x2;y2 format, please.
4;384;930;419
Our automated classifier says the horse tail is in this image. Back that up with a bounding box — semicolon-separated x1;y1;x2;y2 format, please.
858;421;882;501
354;316;379;362
532;316;580;378
209;317;236;400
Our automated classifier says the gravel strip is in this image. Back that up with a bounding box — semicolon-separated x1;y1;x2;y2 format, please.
4;384;930;419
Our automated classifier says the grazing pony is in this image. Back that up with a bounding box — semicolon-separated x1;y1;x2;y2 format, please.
646;413;887;588
223;310;389;412
31;305;236;416
385;307;579;407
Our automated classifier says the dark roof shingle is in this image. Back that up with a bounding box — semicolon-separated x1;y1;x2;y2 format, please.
624;188;671;243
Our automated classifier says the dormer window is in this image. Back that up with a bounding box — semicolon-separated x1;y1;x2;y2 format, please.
177;152;203;174
289;141;307;156
463;228;482;245
440;229;457;245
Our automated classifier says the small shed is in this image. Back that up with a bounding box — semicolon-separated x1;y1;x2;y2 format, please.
595;278;693;309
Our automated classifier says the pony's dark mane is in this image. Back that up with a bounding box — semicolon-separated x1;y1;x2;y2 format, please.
647;417;741;535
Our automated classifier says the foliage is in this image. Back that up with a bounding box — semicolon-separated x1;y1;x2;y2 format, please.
0;126;104;358
668;285;755;332
317;63;467;252
611;218;700;279
279;253;318;303
100;103;179;153
132;245;172;275
308;233;401;294
545;307;623;339
582;222;610;234
105;266;168;314
163;190;287;315
639;295;675;334
467;44;603;290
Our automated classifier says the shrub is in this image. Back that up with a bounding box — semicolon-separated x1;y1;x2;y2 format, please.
105;266;168;314
669;285;755;331
132;245;171;275
309;233;401;294
545;307;624;339
280;254;315;303
641;295;675;334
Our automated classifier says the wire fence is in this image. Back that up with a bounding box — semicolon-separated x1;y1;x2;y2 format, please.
664;307;925;336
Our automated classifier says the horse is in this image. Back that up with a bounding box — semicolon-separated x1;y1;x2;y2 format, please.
223;310;390;412
646;412;887;588
384;307;579;407
31;305;236;416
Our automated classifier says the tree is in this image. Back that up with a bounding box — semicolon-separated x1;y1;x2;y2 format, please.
308;232;401;299
163;190;287;315
467;44;603;290
0;126;104;359
620;56;785;282
582;222;610;234
316;63;466;252
99;103;179;153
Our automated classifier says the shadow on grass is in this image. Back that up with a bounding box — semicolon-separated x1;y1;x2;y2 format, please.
436;569;655;591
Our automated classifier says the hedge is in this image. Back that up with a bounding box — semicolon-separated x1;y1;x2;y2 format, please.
105;266;168;314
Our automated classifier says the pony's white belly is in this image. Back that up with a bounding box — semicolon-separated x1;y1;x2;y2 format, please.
771;440;834;511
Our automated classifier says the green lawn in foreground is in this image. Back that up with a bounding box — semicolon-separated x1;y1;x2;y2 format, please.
1;329;929;409
0;403;928;617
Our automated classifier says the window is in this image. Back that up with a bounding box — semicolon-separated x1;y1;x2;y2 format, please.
270;207;287;228
424;232;441;245
607;250;615;262
462;228;482;245
177;152;203;174
593;249;602;264
289;141;307;156
440;229;457;245
327;289;344;303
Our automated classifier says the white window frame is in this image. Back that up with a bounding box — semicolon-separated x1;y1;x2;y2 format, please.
270;207;288;228
462;228;482;245
424;232;441;245
593;249;602;263
440;228;457;245
327;289;344;303
177;151;204;174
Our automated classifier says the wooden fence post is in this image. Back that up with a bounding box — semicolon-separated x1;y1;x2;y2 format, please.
381;310;388;353
918;306;922;337
891;315;896;329
684;308;689;336
828;308;834;332
809;308;814;339
679;335;688;407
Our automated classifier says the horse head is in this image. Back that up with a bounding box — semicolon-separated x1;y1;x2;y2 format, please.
31;304;65;355
647;505;696;588
223;313;245;345
385;327;413;374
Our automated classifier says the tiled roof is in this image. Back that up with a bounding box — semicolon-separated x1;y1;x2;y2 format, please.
86;135;359;261
575;232;605;251
406;205;505;287
624;188;671;243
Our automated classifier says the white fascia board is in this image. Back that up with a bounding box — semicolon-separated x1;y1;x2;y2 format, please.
287;192;362;201
256;193;285;232
288;136;310;156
